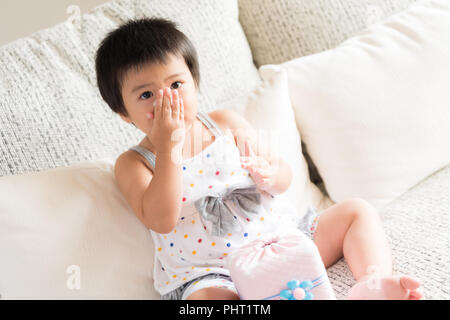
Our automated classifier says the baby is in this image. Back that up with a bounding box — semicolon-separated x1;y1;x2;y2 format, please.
95;17;422;300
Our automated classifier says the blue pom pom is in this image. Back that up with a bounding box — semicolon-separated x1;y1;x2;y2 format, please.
288;296;296;300
287;280;300;290
280;289;293;299
304;291;313;300
299;280;313;290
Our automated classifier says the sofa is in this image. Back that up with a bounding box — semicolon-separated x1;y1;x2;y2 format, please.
1;0;449;300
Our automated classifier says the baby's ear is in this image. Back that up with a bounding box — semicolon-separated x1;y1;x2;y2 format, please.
119;113;132;124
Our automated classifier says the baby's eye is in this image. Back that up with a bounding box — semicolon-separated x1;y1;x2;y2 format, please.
139;91;152;100
171;81;182;89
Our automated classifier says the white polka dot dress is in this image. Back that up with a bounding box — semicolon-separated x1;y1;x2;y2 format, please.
129;111;299;296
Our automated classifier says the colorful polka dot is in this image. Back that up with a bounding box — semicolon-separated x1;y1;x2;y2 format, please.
244;233;248;237
198;238;202;243
215;171;220;175
208;185;213;189
260;217;265;221
190;183;195;187
183;166;186;171
226;243;231;247
170;243;174;247
158;247;162;252
184;234;188;239
211;242;216;246
182;197;186;202
192;250;197;255
199;170;203;174
206;154;211;158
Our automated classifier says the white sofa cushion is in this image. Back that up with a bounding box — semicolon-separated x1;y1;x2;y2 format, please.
281;0;450;210
238;0;418;66
0;160;159;299
0;0;261;177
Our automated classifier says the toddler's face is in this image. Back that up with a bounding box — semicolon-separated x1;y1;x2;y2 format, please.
120;53;198;135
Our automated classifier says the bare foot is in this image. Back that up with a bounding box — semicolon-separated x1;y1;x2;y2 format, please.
347;275;423;300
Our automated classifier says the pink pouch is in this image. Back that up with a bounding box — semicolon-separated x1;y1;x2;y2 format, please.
226;229;336;300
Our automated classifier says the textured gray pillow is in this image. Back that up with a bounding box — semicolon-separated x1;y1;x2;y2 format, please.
0;0;261;177
238;0;419;66
237;0;418;185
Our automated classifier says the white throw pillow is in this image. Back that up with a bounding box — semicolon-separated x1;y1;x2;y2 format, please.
0;160;159;299
218;64;330;218
281;0;450;210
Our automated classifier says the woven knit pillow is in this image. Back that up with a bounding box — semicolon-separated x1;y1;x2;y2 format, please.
0;0;260;177
238;0;418;66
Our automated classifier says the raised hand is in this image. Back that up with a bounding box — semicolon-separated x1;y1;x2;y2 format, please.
240;139;277;192
147;87;186;156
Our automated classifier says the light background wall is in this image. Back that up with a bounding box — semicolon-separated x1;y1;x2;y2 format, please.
0;0;108;47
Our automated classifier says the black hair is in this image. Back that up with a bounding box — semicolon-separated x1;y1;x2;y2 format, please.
95;17;200;117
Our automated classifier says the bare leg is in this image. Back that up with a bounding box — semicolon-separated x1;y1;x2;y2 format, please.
186;287;240;300
313;198;422;300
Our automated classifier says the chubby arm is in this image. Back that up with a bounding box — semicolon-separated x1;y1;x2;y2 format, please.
115;150;183;234
215;109;292;195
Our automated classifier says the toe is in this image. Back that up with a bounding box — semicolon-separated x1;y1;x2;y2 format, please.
400;276;421;290
409;288;423;300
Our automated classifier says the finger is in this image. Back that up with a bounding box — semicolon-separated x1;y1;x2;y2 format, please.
241;158;258;170
240;156;254;163
245;139;256;157
253;167;272;178
162;87;172;119
172;89;179;119
153;89;163;121
261;178;274;187
180;98;184;121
